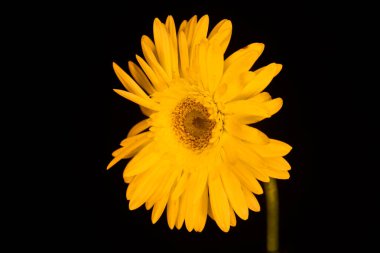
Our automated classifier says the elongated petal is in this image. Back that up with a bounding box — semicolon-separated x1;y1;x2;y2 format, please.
153;18;172;79
123;143;161;178
265;157;291;171
113;89;160;111
241;63;283;98
148;167;181;205
175;195;187;229
178;31;190;78
250;139;292;157
128;164;164;210
185;15;197;47
113;62;149;99
262;169;290;179
198;41;224;94
107;132;152;170
171;172;189;200
189;168;209;203
127;119;152;137
220;166;248;220
208;19;232;54
222;42;264;85
194;186;208;232
208;170;230;232
232;162;264;194
142;35;171;83
152;194;169;224
167;198;179;229
242;187;261;212
224;119;269;144
224;99;271;118
112;130;151;155
263;97;283;116
184;185;196;232
189;15;209;63
128;61;156;94
230;206;237;227
136;55;167;91
165;15;179;78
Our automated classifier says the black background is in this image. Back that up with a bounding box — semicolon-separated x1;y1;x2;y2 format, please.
15;1;375;252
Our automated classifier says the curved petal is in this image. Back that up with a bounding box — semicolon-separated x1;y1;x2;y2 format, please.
153;18;172;79
113;89;160;111
113;62;149;99
240;63;283;99
208;169;230;232
128;61;156;95
224;119;269;144
220;165;249;220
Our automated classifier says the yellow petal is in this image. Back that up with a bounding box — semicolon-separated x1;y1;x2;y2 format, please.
128;61;156;95
147;167;181;205
251;92;272;103
141;164;171;204
241;63;283;98
141;35;171;84
184;188;196;232
153;18;172;79
222;43;263;82
127;119;152;137
113;62;149;99
220;166;249;220
139;105;154;117
251;167;270;182
165;15;179;78
166;198;179;229
228;114;266;125
107;132;152;170
178;31;190;78
242;187;261;212
151;194;169;224
250;139;292;157
263;97;283;116
136;55;167;91
208;169;230;232
224;43;264;71
189;15;209;63
265;157;291;171
224;98;271;118
229;206;237;227
185;15;198;47
227;136;270;182
190;168;209;203
208;19;232;54
123;143;161;178
215;71;256;102
171;172;189;200
224;119;269;144
232;162;264;195
178;19;187;33
198;41;224;94
113;89;160;111
175;195;186;229
262;169;290;179
124;176;134;184
128;165;163;210
194;187;208;232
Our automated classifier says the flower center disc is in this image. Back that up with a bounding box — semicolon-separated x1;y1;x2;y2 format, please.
172;98;216;151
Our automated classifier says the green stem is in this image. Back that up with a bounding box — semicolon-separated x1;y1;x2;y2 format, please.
264;179;279;253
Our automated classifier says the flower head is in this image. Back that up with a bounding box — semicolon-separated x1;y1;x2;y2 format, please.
108;15;292;232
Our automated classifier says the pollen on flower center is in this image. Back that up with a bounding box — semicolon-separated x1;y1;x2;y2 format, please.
172;98;216;151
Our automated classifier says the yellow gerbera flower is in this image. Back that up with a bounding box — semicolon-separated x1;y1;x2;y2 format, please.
107;14;292;232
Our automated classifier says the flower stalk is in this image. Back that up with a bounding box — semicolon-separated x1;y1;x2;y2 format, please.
264;179;279;253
